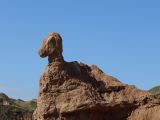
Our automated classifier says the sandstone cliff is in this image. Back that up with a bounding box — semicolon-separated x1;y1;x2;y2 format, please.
33;32;160;120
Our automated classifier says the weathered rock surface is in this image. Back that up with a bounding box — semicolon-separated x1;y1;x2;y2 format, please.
33;32;160;120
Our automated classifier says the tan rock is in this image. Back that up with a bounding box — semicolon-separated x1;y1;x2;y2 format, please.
33;32;160;120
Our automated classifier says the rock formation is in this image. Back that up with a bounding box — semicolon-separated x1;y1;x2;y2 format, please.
33;32;160;120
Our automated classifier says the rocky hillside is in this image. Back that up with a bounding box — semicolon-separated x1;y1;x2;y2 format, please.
33;32;160;120
0;93;36;120
149;86;160;100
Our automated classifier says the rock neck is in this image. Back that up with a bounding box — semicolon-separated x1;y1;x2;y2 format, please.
48;51;64;63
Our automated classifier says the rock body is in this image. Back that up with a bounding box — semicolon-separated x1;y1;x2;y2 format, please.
34;32;160;120
33;61;160;120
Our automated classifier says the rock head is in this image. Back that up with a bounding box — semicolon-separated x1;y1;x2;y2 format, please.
38;32;63;63
33;32;160;120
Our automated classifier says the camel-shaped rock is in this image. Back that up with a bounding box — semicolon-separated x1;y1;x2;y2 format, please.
34;32;160;120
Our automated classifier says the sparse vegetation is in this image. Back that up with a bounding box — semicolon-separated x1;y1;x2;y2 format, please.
0;105;27;120
11;99;37;112
0;93;36;119
148;86;160;99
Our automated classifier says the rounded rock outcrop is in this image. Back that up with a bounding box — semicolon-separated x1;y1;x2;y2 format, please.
33;32;160;120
